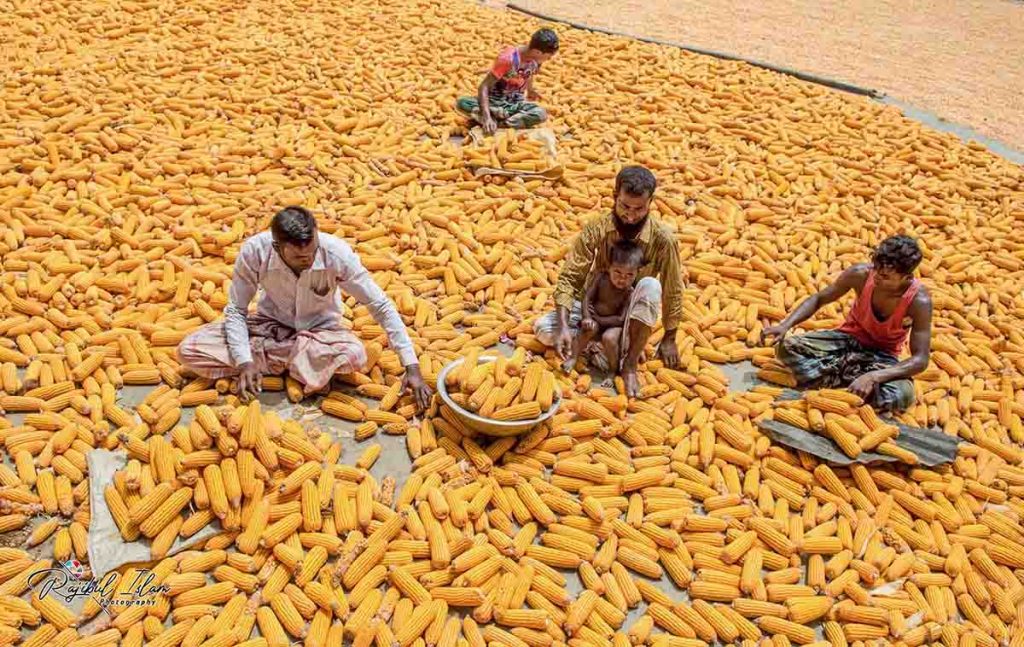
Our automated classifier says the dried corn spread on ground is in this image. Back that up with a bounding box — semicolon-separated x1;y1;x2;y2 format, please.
463;130;559;175
0;0;1023;645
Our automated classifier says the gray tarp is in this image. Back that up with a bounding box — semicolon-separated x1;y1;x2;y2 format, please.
758;417;960;467
87;450;219;578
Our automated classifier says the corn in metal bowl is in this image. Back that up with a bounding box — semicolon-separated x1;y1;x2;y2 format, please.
435;356;562;437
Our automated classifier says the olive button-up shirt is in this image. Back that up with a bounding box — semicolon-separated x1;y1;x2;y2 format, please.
553;214;684;332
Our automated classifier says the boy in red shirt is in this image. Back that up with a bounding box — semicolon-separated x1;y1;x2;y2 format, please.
456;29;559;134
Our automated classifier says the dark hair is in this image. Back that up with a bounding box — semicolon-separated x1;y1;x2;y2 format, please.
529;29;559;54
873;235;922;275
614;165;657;199
271;206;317;246
609;240;644;268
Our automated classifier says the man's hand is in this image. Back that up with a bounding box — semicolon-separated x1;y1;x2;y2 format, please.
761;323;791;346
622;369;641;399
481;113;498;135
237;362;262;402
402;364;433;412
658;334;680;369
581;319;597;333
553;323;574;361
849;371;882;402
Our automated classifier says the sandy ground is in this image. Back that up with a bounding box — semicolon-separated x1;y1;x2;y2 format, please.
509;0;1024;154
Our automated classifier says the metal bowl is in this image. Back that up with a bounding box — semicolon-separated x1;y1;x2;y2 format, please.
436;355;562;437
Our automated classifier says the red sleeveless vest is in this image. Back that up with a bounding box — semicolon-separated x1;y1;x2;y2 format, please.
837;271;920;357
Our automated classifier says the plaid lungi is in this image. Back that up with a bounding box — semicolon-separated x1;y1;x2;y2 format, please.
177;315;367;395
776;329;915;412
455;94;548;129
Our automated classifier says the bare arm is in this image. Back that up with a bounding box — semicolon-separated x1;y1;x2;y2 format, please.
777;265;868;331
525;75;540;101
222;242;263;400
336;241;418;368
581;274;601;323
477;73;498;121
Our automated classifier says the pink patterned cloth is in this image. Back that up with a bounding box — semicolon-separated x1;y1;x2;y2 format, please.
177;315;366;395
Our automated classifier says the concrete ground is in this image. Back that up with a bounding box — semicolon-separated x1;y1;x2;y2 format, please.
507;0;1024;156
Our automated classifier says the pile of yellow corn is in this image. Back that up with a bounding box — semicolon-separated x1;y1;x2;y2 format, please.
463;130;558;175
442;349;558;421
769;390;916;462
1;0;1023;645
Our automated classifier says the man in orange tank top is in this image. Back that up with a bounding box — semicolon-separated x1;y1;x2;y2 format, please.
761;236;933;411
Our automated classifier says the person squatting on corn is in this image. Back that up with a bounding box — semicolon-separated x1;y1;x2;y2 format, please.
761;235;933;411
535;165;685;398
456;28;559;135
177;206;432;407
559;239;645;376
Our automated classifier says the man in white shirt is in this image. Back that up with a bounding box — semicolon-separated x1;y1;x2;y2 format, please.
177;206;431;408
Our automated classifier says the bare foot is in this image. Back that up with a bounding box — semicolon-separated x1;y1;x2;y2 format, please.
622;370;640;399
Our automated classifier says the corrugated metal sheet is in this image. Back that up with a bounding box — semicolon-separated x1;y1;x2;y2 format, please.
760;389;960;466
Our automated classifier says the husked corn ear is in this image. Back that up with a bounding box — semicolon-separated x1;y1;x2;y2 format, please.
396;600;444;647
322;399;365;421
257;605;289;647
269;592;307;638
784;596;833;625
366;410;406;425
493;402;542;421
105;485;140;541
389;565;431;605
757;616;815;644
805;393;855;415
261;513;302;548
575;400;617;424
536;371;555;411
772;407;809;430
180;390;219;407
494;608;548;630
174;581;237;607
687;581;740;602
139;487;193;538
799;537;844;554
431;587;486;607
720;530;756;564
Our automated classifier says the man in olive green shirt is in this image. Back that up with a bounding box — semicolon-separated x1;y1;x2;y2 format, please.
534;166;684;397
